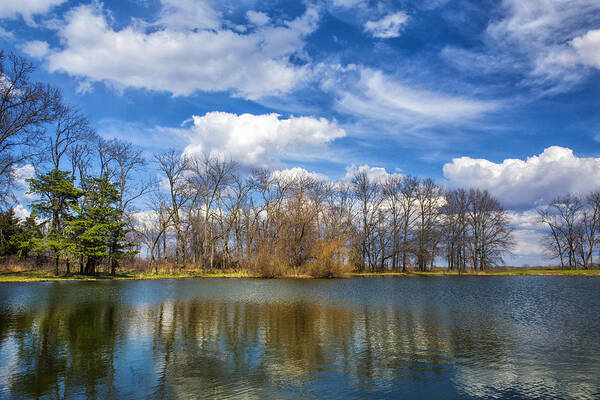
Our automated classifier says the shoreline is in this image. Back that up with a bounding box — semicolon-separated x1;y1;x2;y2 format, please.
1;269;600;282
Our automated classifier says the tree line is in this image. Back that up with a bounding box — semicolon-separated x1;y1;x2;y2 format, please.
137;158;515;276
0;50;516;276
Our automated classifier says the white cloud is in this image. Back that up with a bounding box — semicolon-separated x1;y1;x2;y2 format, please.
181;112;345;166
13;204;31;220
12;164;35;188
364;12;408;39
246;10;270;26
443;146;600;209
506;210;546;260
331;67;497;125
342;164;401;183
570;29;600;69
132;209;160;228
157;0;221;31
0;0;65;24
35;3;319;99
21;40;50;59
0;27;14;39
463;0;600;91
271;167;329;183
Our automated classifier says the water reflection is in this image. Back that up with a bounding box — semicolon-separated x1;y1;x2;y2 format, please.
0;278;599;399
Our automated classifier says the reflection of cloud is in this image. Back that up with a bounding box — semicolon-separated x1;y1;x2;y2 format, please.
2;278;598;399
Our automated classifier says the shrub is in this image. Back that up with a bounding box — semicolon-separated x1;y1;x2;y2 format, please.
305;238;351;278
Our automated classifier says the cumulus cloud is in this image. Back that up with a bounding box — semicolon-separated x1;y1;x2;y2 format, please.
271;167;329;183
13;204;31;220
329;67;497;126
342;164;401;183
246;10;270;26
364;12;408;38
33;3;318;99
12;164;35;188
443;146;600;209
506;210;546;261
570;29;600;69
180;112;345;166
0;0;65;24
157;0;221;31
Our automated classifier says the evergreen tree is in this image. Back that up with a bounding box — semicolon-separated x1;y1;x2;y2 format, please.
27;169;83;275
13;214;42;260
67;175;135;275
0;208;21;256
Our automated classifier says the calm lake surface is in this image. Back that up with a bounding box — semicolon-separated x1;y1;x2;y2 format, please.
1;277;599;399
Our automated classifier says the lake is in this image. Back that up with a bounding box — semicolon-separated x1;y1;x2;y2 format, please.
0;276;599;399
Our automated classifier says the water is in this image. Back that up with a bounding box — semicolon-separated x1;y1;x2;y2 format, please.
0;276;599;399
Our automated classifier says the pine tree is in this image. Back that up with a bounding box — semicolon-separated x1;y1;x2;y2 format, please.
27;169;83;275
66;175;135;275
13;214;42;260
0;208;21;256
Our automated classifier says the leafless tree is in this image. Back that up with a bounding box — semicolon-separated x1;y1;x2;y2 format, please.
49;105;96;171
441;188;470;271
538;194;583;268
155;150;190;269
186;154;237;270
398;176;419;271
414;178;442;271
467;189;514;270
351;170;383;271
0;52;62;203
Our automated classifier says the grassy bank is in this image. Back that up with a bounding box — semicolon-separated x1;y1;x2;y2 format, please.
2;268;600;282
350;269;600;277
0;269;260;282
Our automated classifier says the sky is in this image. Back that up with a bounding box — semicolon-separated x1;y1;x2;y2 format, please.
1;0;600;266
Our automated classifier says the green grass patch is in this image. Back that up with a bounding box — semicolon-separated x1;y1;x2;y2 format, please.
2;268;599;282
0;269;259;282
349;269;600;277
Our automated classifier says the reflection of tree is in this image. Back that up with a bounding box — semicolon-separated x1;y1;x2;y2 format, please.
1;285;517;399
63;302;119;399
2;285;121;399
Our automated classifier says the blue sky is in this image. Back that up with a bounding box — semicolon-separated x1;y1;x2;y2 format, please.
2;0;600;265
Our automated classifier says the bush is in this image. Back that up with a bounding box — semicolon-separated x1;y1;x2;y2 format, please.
251;244;287;278
304;239;351;278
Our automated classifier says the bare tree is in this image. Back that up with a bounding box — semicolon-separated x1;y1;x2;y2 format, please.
155;150;190;269
414;178;442;271
351;170;382;271
398;176;419;272
103;139;153;215
467;189;514;270
382;175;403;271
49;105;95;171
186;154;236;270
538;194;583;268
442;188;470;271
0;52;62;203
